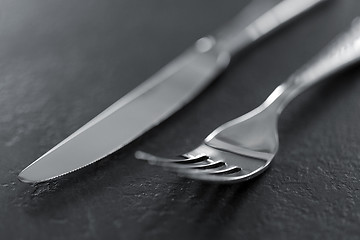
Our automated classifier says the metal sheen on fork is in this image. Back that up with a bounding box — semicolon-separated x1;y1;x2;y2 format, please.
136;19;360;183
18;0;327;184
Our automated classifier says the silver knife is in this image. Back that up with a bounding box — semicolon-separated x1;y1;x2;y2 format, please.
18;0;328;183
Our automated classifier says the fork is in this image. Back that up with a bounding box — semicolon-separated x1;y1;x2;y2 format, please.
136;19;360;183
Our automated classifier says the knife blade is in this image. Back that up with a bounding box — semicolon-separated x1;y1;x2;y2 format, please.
18;0;328;183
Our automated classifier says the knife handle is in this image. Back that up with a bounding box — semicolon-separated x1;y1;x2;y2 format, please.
213;0;328;56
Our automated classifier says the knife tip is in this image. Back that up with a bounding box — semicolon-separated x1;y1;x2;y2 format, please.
17;173;36;184
18;169;43;184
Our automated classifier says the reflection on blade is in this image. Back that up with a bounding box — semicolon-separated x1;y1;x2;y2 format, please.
18;46;229;183
18;0;328;183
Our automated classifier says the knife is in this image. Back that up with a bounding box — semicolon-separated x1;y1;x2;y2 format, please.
18;0;328;183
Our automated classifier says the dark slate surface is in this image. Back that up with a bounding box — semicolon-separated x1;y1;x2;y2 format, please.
1;0;360;239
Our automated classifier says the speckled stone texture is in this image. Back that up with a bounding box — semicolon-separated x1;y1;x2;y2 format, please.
1;0;360;239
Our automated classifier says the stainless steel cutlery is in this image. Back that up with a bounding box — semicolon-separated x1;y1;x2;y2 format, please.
137;19;360;183
18;0;326;183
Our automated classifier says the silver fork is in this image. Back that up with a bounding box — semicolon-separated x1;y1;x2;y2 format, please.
136;19;360;183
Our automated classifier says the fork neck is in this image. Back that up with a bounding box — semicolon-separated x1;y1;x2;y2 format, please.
263;69;337;115
262;76;309;115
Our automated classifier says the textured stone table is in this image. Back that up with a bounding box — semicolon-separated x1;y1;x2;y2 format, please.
1;0;360;239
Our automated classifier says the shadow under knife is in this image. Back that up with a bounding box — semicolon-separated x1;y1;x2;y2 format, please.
15;141;150;215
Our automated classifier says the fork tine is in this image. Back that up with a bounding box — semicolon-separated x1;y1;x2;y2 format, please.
135;151;226;169
135;151;208;164
136;144;270;183
162;160;225;170
176;166;241;176
178;171;253;183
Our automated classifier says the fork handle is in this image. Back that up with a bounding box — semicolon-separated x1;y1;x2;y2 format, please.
267;18;360;112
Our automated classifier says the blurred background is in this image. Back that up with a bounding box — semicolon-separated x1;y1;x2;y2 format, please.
1;0;360;239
